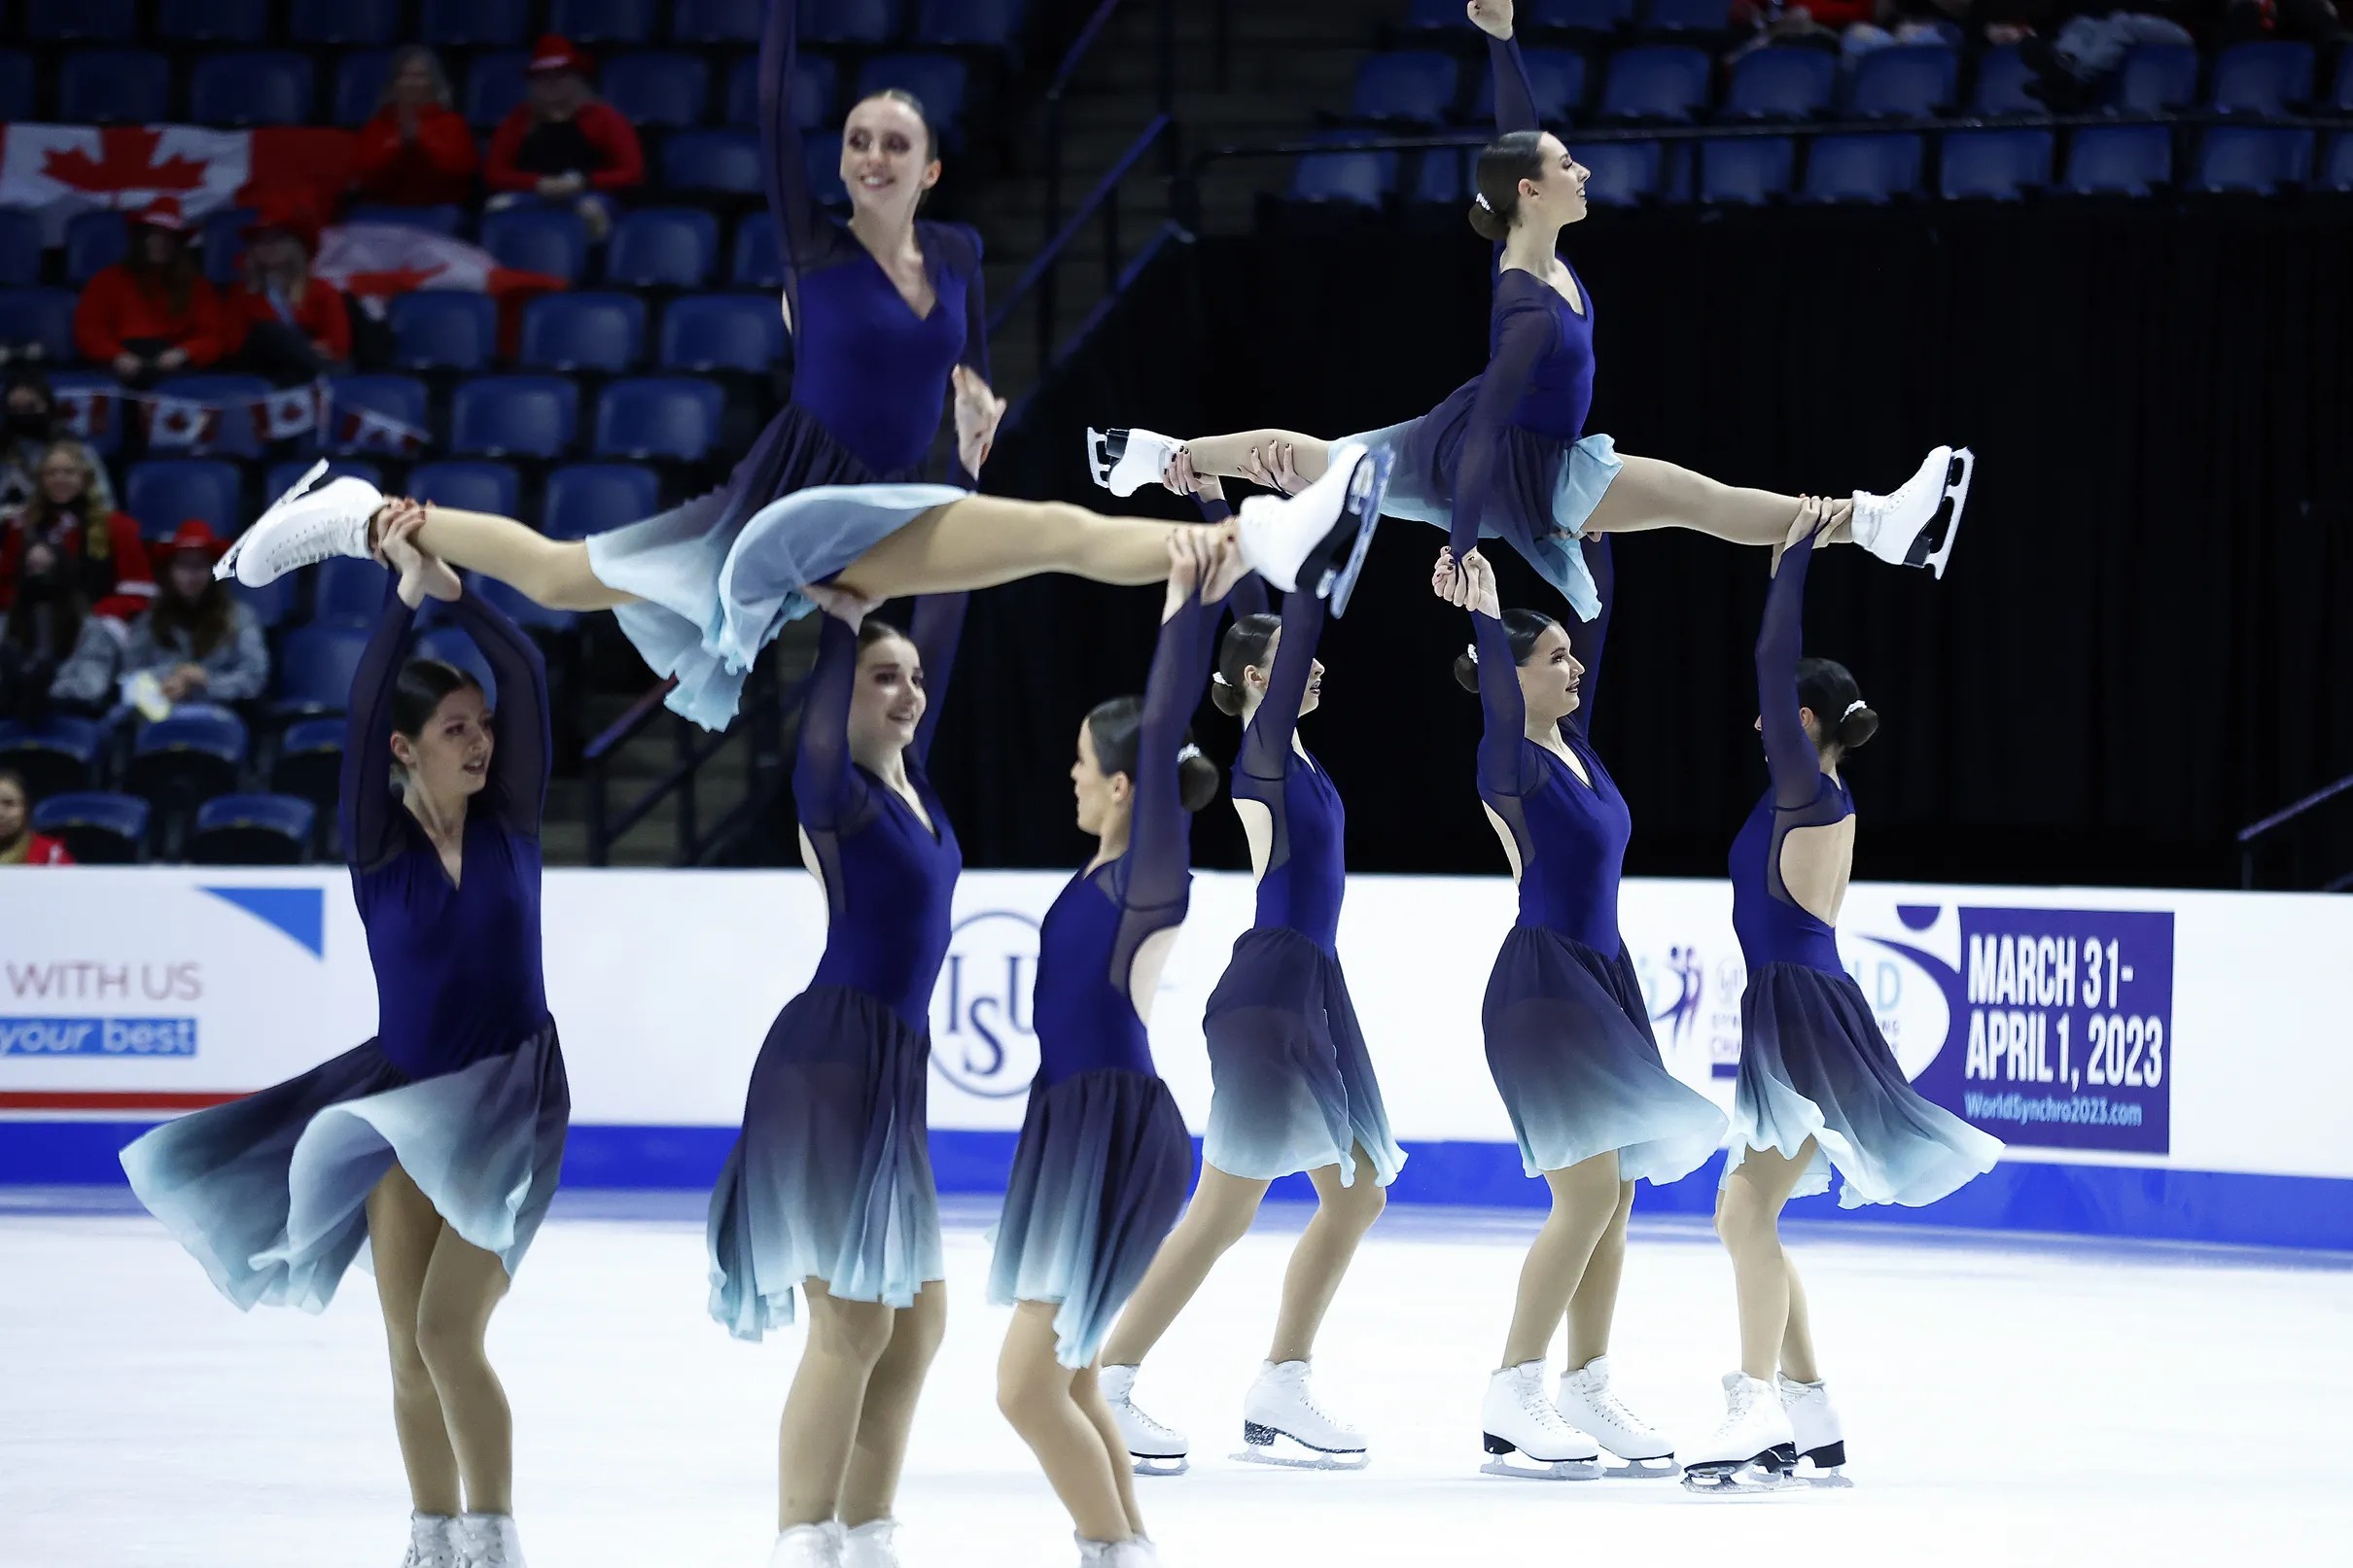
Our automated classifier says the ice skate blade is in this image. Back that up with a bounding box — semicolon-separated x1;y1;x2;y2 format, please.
1084;426;1175;498
1680;1445;1801;1497
1314;447;1388;617
1128;1453;1188;1479
1480;1455;1601;1481
1598;1455;1680;1480
1234;1423;1369;1471
1915;446;1972;579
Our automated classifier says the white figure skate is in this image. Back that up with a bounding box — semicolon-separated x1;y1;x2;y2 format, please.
1850;444;1973;579
215;458;385;587
1557;1355;1676;1478
1681;1373;1800;1494
1085;428;1184;498
1234;443;1387;613
1235;1359;1370;1470
1101;1364;1189;1477
1479;1361;1601;1480
1778;1373;1851;1487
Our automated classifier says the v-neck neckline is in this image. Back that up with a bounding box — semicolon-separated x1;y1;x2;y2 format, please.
860;236;940;324
1536;734;1596;793
1503;260;1587;320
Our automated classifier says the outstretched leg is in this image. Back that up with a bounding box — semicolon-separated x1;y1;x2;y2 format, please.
1585;455;1854;549
998;1304;1140;1545
1267;1150;1388;1364
1177;431;1335;486
1500;1151;1622;1368
404;507;634;611
1713;1140;1818;1379
834;496;1223;601
1100;1166;1271;1369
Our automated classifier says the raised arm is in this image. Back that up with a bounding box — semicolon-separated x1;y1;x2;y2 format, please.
1121;587;1217;925
1449;282;1560;568
758;0;832;336
1757;522;1826;810
1239;585;1323;783
1472;604;1542;800
907;591;969;765
1490;33;1539;134
339;586;420;872
791;611;870;833
1565;534;1612;736
948;227;992;489
447;590;551;835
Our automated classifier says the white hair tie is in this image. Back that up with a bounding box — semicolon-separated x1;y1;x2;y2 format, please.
1464;643;1479;664
1176;745;1203;763
1841;700;1867;720
1473;192;1494;212
1210;672;1231;686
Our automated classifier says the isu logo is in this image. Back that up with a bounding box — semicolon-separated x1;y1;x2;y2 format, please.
929;911;1040;1098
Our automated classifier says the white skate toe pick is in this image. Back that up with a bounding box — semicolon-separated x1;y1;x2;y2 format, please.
1558;1355;1676;1478
1235;1359;1370;1470
1479;1361;1601;1480
1681;1373;1800;1495
1849;444;1973;578
1234;443;1387;611
1101;1364;1189;1477
1085;427;1183;498
222;458;384;588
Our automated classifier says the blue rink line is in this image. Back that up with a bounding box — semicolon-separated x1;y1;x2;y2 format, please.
6;1121;2348;1254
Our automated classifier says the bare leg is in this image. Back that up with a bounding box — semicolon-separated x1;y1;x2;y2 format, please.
997;1303;1137;1544
834;498;1228;602
838;1282;947;1528
777;1280;896;1530
1500;1152;1623;1368
1073;1365;1146;1538
1713;1140;1818;1380
1100;1166;1270;1369
1563;1180;1635;1370
1585;455;1856;548
1267;1150;1387;1364
367;1166;461;1517
398;506;637;611
1178;431;1335;485
411;1220;517;1515
1780;1257;1821;1383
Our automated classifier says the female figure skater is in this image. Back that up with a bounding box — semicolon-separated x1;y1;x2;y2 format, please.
1433;542;1728;1481
990;529;1241;1568
1098;446;1405;1476
1089;0;1971;620
706;569;969;1568
1682;502;2003;1492
122;507;567;1568
219;0;1382;728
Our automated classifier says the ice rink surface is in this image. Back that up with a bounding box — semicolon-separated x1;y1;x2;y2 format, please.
5;1192;2348;1568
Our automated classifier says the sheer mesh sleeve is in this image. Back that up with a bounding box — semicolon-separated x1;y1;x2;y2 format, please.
1473;605;1543;801
339;585;419;874
792;612;871;834
1566;535;1613;737
1238;586;1321;786
1108;589;1216;986
1490;35;1540;133
759;0;847;342
1757;526;1826;811
946;225;990;489
907;591;968;765
1449;278;1560;568
447;590;550;837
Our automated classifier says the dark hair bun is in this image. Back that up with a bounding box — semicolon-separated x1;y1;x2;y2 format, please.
1453;650;1481;693
1466;201;1509;243
1177;751;1220;814
1837;704;1879;751
1209;678;1247;717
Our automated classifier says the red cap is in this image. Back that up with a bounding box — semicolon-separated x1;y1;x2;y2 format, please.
526;34;591;76
132;196;190;234
163;519;225;558
243;197;323;256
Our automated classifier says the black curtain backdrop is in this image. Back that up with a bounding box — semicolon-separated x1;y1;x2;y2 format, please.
913;201;2353;890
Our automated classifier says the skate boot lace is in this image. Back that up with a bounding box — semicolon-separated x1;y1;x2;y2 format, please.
1128;1399;1182;1445
1287;1369;1343;1428
1518;1370;1572;1434
1714;1378;1762;1438
1587;1380;1646;1435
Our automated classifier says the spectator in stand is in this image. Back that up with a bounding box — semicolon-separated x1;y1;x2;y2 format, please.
0;768;77;865
227;205;352;387
72;198;228;389
0;370;116;516
0;440;154;624
121;521;268;710
2018;3;2201;108
353;47;480;209
485;35;645;243
2226;0;2348;45
0;540;119;726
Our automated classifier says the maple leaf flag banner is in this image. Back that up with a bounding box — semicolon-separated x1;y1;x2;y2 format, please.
0;124;356;244
313;223;566;302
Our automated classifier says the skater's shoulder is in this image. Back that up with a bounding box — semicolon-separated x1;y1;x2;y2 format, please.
918;220;985;271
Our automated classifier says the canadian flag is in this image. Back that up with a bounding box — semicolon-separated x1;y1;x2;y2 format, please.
55;388;117;441
315;224;567;358
336;403;428;458
143;395;224;450
0;124;354;245
251;382;329;442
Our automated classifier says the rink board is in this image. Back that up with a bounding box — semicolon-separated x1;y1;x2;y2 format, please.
3;868;2348;1249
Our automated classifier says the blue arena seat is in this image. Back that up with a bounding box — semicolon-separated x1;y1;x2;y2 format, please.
408;461;523;521
663;129;768;197
729;53;838;129
32;792;151;864
595;378;725;461
857;53;973;143
127;708;250;810
389;293;501;373
803;135;852;207
550;0;657;45
1351;52;1461;127
231;576;298;634
1399;0;1471;35
269;719;347;819
24;0;136;42
452;376;581;460
465;51;531;129
1971;46;2041;118
348;203;468;236
1527;0;1636;31
326;375;431;457
465;573;580;635
1723;48;1835;121
312;556;389;624
1288;138;1399;210
661;294;786;372
161;0;268;44
192;52;318;128
1410;146;1474;206
1577;139;1663;205
917;0;1030;57
0;291;76;364
480;208;590;284
732;217;786;287
2114;45;2198;115
63;211;129;288
2060;124;2171;196
0;213;39;290
2321;133;2353;194
1699;137;1795;205
519;292;649;373
0;716;106;799
1846;43;1956;119
59;51;172;124
544;463;660;540
1800;133;1921;202
1644;0;1735;33
422;0;531;48
808;0;902;48
334;50;402;127
2332;49;2353;113
1597;46;1711;123
126;461;242;539
675;0;767;45
294;0;403;46
2190;126;2314;193
410;626;500;706
264;461;383;509
1468;47;1588;123
2208;42;2314;118
0;51;33;122
188;793;317;866
605;53;712;130
607;208;720;289
273;623;375;714
1940;128;2054;201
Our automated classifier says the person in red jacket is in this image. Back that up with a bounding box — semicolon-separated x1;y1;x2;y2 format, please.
0;769;75;865
226;204;353;387
72;197;228;388
484;35;644;242
0;439;155;624
353;47;480;209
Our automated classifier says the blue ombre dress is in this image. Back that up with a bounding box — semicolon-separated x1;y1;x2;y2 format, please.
1725;539;2002;1205
987;589;1219;1369
585;0;986;729
122;587;570;1308
1342;35;1623;623
1198;580;1404;1190
706;594;966;1339
1470;540;1725;1181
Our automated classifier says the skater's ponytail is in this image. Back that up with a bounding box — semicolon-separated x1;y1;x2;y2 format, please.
1453;608;1560;692
1211;612;1282;716
1796;656;1878;757
1088;696;1221;814
1469;130;1547;242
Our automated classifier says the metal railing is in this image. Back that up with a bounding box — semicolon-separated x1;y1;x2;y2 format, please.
993;112;1178;376
2237;771;2353;891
